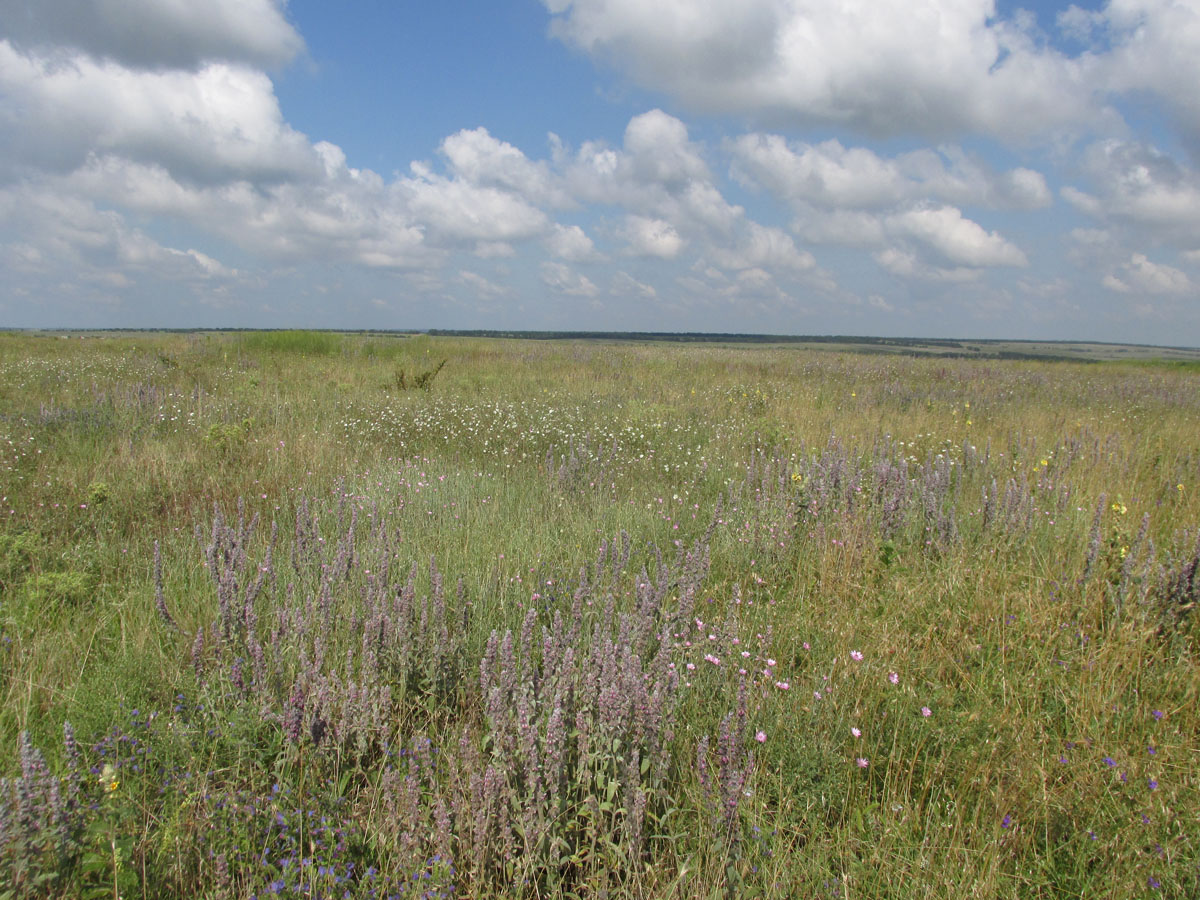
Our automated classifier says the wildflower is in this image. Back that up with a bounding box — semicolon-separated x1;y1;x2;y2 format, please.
850;650;863;661
775;681;790;690
856;757;869;768
1001;814;1012;829
921;706;932;718
851;727;861;738
755;731;767;743
802;642;810;650
1151;709;1164;720
888;671;899;685
1103;756;1116;767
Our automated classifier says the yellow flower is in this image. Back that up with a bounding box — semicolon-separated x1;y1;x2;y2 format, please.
1179;484;1185;492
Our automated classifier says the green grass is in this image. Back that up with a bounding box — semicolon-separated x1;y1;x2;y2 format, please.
236;329;344;356
0;332;1197;899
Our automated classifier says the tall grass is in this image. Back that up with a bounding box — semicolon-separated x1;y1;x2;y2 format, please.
236;330;343;356
0;332;1196;898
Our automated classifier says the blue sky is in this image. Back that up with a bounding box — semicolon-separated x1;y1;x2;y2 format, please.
2;0;1199;343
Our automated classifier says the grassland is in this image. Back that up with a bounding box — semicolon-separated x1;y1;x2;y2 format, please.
0;330;1197;898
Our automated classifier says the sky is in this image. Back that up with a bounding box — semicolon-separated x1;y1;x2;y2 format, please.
1;0;1199;343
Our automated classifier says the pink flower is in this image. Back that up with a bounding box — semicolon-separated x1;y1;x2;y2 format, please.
888;672;899;685
856;757;869;768
921;707;932;717
775;681;790;690
755;730;767;743
802;642;810;650
850;650;863;661
851;727;861;738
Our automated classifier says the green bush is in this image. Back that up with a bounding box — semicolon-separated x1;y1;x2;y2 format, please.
28;570;94;608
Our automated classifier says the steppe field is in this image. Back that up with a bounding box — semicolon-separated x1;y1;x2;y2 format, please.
0;330;1197;899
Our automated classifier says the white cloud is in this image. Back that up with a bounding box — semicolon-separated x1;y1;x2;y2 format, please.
874;247;979;282
730;134;1051;212
55;154;434;269
472;242;515;258
0;178;240;294
405;163;549;245
885;206;1027;268
610;270;657;298
709;222;814;272
621;215;685;258
439;127;568;208
544;0;1105;140
1065;140;1200;245
458;270;510;298
621;109;710;186
544;223;601;260
793;209;886;247
540;261;599;296
1088;0;1200;147
0;0;303;70
1103;253;1193;295
0;44;320;180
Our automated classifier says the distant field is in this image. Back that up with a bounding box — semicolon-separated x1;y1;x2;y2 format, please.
1;331;1197;898
23;327;1200;363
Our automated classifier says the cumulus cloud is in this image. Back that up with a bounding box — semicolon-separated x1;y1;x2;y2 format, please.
621;215;685;258
1064;139;1200;244
0;44;320;180
546;0;1200;147
0;0;303;70
458;269;510;299
728;131;1031;275
439;127;568;208
0;177;242;304
540;261;599;296
544;0;1106;140
1102;253;1193;295
405;162;549;245
874;247;979;283
1074;0;1200;148
708;222;814;272
610;270;657;298
885;205;1027;268
544;223;601;260
730;134;1051;211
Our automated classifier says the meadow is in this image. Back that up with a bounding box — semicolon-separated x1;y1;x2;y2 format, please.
0;330;1196;899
